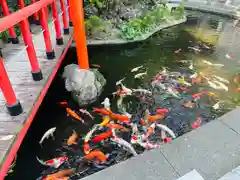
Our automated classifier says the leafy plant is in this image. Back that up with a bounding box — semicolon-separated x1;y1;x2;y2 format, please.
85;15;110;36
0;31;9;42
171;3;185;19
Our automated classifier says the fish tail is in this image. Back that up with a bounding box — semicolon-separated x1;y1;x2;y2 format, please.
36;157;46;166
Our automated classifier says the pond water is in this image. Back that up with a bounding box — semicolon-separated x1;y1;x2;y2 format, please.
6;10;240;180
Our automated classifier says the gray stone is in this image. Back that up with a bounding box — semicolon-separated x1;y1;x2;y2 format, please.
177;169;204;180
81;150;179;180
160;120;240;180
218;166;240;180
62;64;106;106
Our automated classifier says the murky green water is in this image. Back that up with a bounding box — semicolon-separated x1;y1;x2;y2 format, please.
6;11;240;180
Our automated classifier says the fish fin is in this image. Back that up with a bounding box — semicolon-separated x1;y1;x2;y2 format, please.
67;113;69;116
51;134;55;140
36;156;46;166
73;142;78;145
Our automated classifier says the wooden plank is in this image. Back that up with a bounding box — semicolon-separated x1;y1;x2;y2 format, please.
0;135;15;151
0;122;23;135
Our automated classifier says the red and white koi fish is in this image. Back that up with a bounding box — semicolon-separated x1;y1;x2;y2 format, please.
191;117;201;129
36;156;68;168
111;136;137;156
156;124;176;139
141;123;156;140
138;141;160;150
225;53;232;60
132;88;152;95
79;109;94;119
156;108;169;114
192;93;203;99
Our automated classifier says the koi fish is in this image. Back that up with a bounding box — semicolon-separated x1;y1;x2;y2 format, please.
101;98;111;110
207;80;219;90
138;141;160;150
93;108;112;115
100;116;110;126
105;123;129;132
131;65;143;72
212;75;229;84
192;93;202;99
188;63;194;70
66;108;84;123
213;102;221;109
134;71;147;79
156;124;176;138
116;78;125;85
83;141;91;154
202;60;213;65
59;101;68;105
190;72;198;79
143;109;150;124
213;80;228;91
36;156;68;168
91;64;100;68
109;113;130;124
156;109;169;114
192;76;202;83
141;123;156;140
79;109;94;119
163;137;172;143
225;53;232;60
188;46;201;52
167;87;180;98
39;127;56;145
140;119;147;126
67;130;78;146
84;150;107;163
111;136;137;156
132;88;152;95
191;117;201;129
92;129;112;143
203;90;217;97
55;177;69;180
148;114;164;121
84;124;99;142
174;48;181;54
42;169;75;180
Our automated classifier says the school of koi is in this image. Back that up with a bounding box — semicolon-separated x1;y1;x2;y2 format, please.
35;42;240;180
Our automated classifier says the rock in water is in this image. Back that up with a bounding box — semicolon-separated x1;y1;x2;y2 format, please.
62;64;106;106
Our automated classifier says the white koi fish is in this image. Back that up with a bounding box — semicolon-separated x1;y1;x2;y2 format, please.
190;72;198;79
101;97;111;110
213;63;224;67
207;80;219;90
84;125;99;142
36;156;68;168
188;63;194;70
116;78;125;85
154;82;166;90
79;109;94;119
213;80;228;91
188;46;201;52
111;136;138;156
202;44;211;49
213;102;221;110
134;71;147;79
167;87;180;98
39;127;56;145
131;65;143;72
202;60;213;65
132;88;152;95
156;124;176;139
212;75;229;84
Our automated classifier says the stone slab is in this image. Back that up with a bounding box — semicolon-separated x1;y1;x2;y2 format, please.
81;149;179;180
160;119;240;180
218;166;240;180
177;169;204;180
219;107;240;134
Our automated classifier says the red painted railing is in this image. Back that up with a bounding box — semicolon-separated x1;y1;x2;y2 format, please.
0;0;70;116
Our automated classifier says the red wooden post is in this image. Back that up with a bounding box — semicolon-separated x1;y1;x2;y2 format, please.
18;0;25;8
60;0;69;34
1;0;19;44
19;19;43;81
52;0;64;45
67;0;72;26
39;8;55;59
31;0;40;25
45;6;49;22
0;57;23;116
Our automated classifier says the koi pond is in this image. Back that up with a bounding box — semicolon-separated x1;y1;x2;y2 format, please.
6;11;240;180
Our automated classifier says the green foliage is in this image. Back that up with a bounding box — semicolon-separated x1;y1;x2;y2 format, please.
85;16;110;36
0;31;9;42
120;6;170;40
171;3;185;19
87;0;106;9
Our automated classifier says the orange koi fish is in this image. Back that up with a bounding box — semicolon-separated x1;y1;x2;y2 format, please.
42;169;75;180
83;141;91;155
67;130;78;146
93;108;112;115
55;177;69;180
92;129;112;143
140;119;147;126
203;90;217;97
59;101;68;105
84;150;107;162
148;114;164;121
66;108;84;123
109;113;130;124
105;123;129;132
156;109;169;114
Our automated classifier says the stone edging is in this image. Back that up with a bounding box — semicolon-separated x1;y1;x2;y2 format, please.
71;17;187;46
184;2;240;18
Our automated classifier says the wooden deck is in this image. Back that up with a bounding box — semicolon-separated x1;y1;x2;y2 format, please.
0;8;73;171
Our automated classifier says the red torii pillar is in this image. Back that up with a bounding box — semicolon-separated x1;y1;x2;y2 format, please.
69;0;89;69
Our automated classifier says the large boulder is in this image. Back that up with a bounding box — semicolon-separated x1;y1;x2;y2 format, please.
62;64;106;106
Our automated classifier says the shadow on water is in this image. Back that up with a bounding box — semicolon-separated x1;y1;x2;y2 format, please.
6;10;240;179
